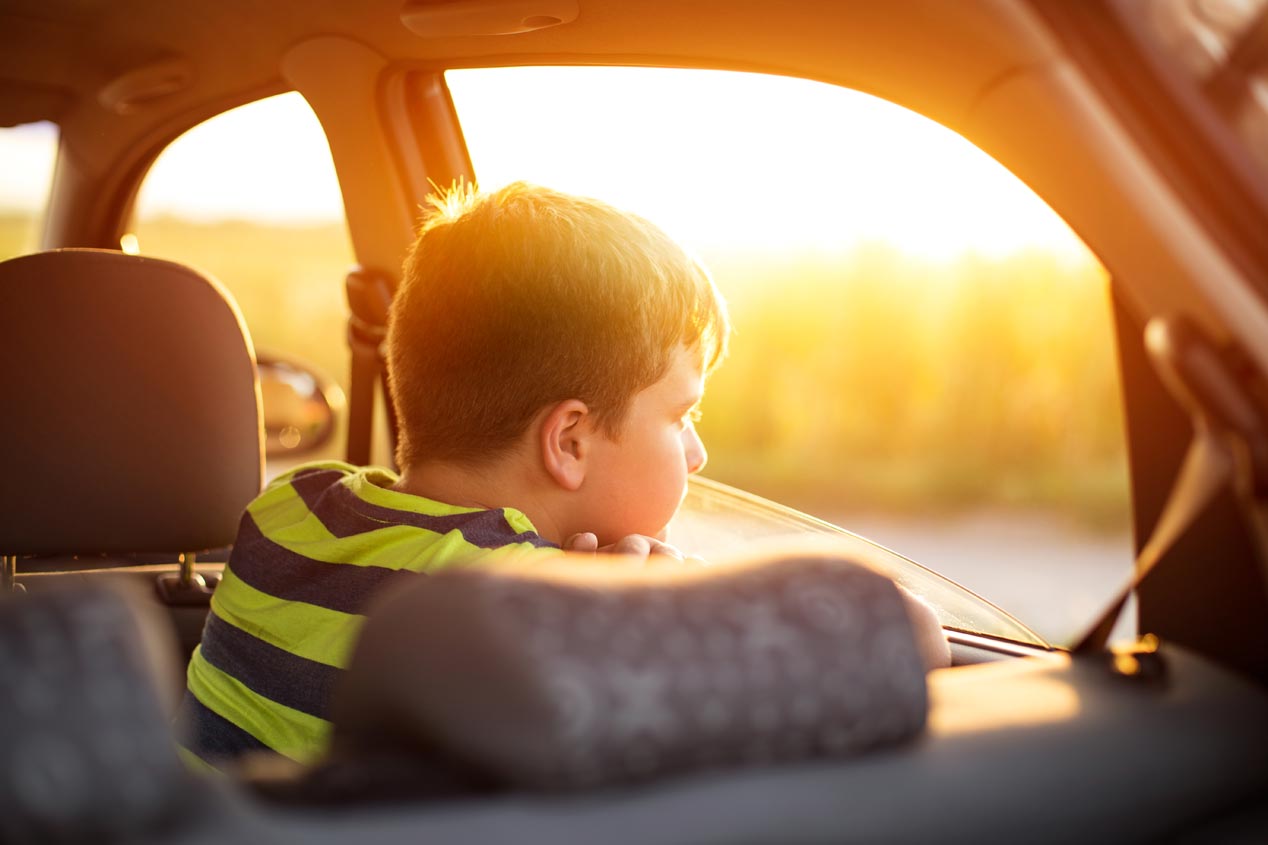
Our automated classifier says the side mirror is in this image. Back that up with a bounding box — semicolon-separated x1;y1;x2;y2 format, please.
257;353;345;458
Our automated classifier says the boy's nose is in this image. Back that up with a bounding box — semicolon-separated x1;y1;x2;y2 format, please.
684;424;707;475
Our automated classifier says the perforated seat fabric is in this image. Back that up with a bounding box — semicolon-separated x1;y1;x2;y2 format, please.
335;551;930;789
0;584;201;843
0;249;263;555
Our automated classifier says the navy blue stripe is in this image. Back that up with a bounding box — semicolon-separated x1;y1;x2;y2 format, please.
176;691;273;762
229;513;415;614
289;468;558;550
199;611;340;720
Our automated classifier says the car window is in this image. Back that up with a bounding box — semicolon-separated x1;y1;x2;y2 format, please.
129;93;354;470
677;476;1047;645
446;66;1133;646
0;120;58;260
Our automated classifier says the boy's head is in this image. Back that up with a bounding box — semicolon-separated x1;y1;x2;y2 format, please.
387;182;729;542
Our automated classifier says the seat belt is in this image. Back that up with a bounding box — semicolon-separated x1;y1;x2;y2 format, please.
1075;315;1268;653
345;267;398;468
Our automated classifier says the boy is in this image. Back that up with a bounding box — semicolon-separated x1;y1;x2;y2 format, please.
178;182;730;766
178;182;949;769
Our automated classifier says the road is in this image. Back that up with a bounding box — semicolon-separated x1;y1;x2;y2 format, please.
831;509;1135;646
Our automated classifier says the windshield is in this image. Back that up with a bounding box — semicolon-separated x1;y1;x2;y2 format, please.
671;476;1049;648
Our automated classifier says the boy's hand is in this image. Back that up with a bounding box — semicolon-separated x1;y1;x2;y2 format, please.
563;532;685;561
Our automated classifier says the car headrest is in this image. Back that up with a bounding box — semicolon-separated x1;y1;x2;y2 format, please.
334;548;930;789
0;249;263;555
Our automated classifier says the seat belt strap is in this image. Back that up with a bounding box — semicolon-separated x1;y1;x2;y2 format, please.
1074;428;1231;652
1075;316;1268;653
344;268;396;468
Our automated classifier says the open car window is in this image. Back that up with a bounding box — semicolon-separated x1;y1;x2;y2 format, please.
0;120;57;259
675;476;1047;646
447;66;1132;647
127;94;354;472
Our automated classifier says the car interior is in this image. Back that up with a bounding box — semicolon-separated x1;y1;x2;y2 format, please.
2;0;1268;841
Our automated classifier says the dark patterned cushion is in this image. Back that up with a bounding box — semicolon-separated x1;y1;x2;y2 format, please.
0;584;197;842
334;549;929;788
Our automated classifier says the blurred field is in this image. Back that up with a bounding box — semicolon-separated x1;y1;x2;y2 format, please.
0;213;1128;533
699;243;1128;532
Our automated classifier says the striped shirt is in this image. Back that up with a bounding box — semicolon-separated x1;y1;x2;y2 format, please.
177;461;559;766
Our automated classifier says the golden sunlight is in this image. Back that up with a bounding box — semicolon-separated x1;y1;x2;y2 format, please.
446;67;1090;262
0;65;1128;645
928;659;1082;736
133;94;345;224
94;65;1092;264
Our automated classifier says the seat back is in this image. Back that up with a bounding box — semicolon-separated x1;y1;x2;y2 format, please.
0;249;262;556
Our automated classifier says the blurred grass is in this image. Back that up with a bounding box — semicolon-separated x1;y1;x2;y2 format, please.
135;215;355;390
1;213;1128;530
0;213;354;393
698;244;1128;531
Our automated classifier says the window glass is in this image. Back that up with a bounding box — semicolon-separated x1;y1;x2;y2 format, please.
131;93;353;470
0;120;58;260
447;67;1132;645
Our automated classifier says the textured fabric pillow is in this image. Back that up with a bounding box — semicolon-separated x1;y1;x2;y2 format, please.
334;548;930;789
0;584;198;842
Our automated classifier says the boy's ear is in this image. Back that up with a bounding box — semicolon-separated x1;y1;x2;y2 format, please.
539;399;591;491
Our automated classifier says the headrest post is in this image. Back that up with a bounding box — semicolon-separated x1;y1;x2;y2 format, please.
178;552;198;588
2;555;23;593
155;553;217;607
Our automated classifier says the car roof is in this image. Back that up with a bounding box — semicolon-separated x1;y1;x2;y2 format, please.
0;0;1043;132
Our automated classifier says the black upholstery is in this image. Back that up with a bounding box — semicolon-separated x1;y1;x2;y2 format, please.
0;249;262;555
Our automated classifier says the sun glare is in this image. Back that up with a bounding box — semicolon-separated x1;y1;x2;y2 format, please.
0;65;1093;265
133;94;345;224
446;67;1090;262
0;69;1088;266
0;121;58;214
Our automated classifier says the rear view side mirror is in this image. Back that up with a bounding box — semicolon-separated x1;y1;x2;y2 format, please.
257;354;345;458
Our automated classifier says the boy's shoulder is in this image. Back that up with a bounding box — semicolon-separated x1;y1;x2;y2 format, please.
252;460;561;562
248;460;393;524
264;459;369;493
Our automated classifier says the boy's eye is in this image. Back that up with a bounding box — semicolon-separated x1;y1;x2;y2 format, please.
682;407;703;426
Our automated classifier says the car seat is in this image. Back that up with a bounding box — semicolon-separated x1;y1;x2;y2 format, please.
0;247;263;656
0;248;265;841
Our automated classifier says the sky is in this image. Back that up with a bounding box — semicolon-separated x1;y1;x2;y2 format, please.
0;66;1090;262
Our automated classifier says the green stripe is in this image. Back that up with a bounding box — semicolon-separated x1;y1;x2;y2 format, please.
247;480;337;545
344;466;489;517
187;650;330;764
249;480;505;570
341;467;543;535
176;744;225;777
268;459;363;489
212;569;359;667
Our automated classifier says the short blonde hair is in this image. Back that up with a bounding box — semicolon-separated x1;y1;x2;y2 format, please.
388;182;729;468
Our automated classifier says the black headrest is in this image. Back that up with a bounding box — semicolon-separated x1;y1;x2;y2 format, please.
0;249;262;555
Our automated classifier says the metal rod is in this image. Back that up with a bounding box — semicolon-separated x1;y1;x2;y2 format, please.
2;555;16;592
179;552;198;587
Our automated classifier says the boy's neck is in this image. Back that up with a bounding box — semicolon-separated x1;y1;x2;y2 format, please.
391;457;564;544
